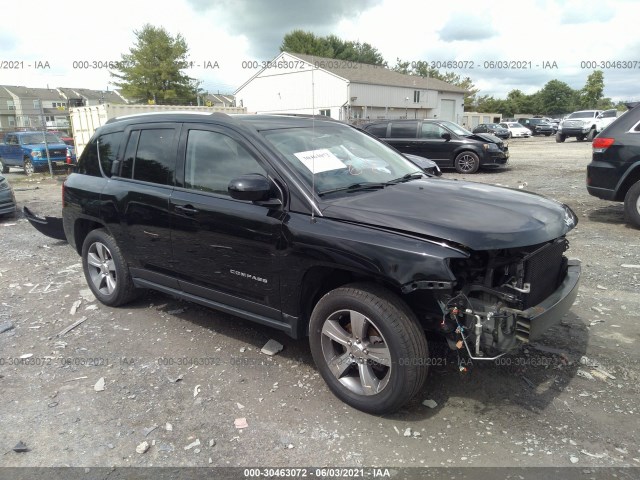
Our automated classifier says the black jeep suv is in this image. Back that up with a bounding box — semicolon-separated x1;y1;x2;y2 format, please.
587;103;640;227
25;113;581;414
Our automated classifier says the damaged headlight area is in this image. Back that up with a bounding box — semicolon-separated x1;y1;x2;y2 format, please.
417;237;580;360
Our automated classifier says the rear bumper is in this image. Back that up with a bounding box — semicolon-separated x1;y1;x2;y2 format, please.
587;186;616;200
515;260;581;342
23;206;67;241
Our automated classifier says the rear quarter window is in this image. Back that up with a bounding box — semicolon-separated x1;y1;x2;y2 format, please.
76;131;124;177
365;124;388;137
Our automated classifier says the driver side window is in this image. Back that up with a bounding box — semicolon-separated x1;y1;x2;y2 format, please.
420;123;446;139
185;130;267;196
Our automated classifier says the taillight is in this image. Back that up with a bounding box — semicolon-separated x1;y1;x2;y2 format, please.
592;137;614;151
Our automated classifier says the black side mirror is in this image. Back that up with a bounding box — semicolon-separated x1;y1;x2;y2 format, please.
440;132;451;141
228;173;273;202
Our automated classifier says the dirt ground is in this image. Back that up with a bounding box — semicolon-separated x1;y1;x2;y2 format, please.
1;136;639;471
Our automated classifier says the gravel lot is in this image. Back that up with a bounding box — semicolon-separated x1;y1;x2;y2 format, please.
1;136;639;470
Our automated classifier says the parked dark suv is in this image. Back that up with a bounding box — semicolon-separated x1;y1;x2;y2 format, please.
25;113;581;414
362;119;509;173
587;103;640;227
517;118;554;136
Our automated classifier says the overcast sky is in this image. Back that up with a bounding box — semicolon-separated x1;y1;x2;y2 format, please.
1;0;638;101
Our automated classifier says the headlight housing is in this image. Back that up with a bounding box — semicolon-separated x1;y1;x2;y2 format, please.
30;150;42;158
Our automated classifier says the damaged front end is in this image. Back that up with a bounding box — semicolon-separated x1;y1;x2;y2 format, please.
429;237;581;359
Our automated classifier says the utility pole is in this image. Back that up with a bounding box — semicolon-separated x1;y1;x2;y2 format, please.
39;101;54;177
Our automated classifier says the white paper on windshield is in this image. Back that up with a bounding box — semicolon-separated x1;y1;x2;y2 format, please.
294;149;346;173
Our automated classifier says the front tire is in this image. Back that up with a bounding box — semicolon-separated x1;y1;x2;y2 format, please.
587;128;597;141
309;283;428;414
23;157;34;176
624;181;640;228
454;151;480;174
576;134;585;142
556;133;566;143
82;229;138;306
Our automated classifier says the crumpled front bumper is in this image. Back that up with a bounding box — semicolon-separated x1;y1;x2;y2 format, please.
514;259;581;342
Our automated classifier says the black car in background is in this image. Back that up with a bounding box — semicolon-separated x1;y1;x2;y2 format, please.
587;103;640;227
473;123;511;139
362;119;509;173
0;175;17;218
518;118;554;136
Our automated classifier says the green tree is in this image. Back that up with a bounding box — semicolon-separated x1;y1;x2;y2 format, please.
537;80;577;115
579;70;605;109
280;31;386;66
111;24;201;105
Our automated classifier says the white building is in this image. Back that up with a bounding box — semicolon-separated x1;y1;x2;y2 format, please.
235;52;466;124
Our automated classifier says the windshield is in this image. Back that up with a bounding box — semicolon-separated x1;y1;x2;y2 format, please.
568;111;597;119
261;125;422;195
20;133;63;144
437;120;472;136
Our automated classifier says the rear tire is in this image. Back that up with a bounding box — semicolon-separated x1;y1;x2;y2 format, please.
82;229;138;306
309;282;428;414
624;181;640;228
0;157;8;174
555;133;566;143
544;133;551;136
454;151;480;174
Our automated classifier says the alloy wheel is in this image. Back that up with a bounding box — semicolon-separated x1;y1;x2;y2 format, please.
320;309;392;396
86;241;117;295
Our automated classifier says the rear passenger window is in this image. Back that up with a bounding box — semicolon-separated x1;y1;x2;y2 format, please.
389;122;418;138
184;130;267;196
120;129;176;185
365;124;388;137
77;138;102;177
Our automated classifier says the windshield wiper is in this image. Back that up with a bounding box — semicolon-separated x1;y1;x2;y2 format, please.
385;172;424;185
318;182;387;196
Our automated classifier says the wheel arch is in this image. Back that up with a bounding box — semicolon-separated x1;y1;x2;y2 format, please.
614;163;640;202
295;266;402;338
73;218;109;255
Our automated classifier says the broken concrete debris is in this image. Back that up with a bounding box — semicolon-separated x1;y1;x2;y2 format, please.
70;300;81;315
234;418;248;429
422;399;438;409
136;441;150;454
261;339;284;356
94;377;105;392
184;439;201;450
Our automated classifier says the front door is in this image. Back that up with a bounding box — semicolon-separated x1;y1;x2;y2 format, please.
169;125;285;317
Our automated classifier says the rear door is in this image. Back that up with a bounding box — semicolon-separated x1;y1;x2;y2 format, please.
102;124;179;286
169;124;285;317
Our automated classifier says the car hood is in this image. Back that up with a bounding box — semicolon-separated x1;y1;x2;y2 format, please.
22;142;68;149
320;179;577;250
466;133;500;143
